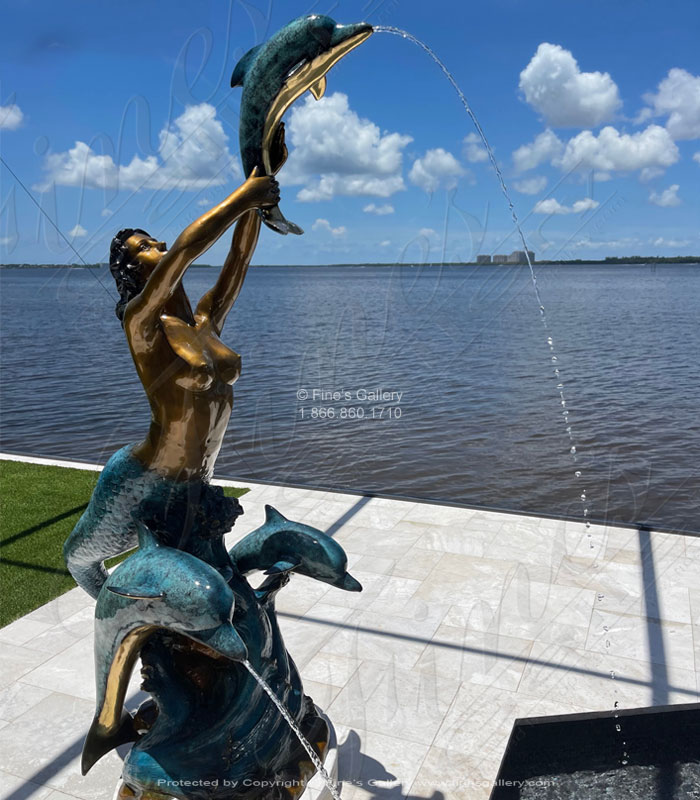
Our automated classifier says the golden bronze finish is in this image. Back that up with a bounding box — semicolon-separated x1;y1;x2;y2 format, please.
308;76;327;100
97;625;156;733
117;784;171;800
261;28;373;175
124;173;279;481
116;782;137;800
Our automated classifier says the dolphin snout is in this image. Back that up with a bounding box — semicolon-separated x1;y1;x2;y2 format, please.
330;22;373;48
192;624;248;662
336;572;363;592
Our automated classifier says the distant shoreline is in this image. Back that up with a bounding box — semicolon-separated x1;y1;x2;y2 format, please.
2;256;699;269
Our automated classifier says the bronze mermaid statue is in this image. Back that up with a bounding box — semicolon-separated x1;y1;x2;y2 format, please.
63;14;376;797
63;128;360;800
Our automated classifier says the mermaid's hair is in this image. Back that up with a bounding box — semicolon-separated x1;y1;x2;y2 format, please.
109;228;151;323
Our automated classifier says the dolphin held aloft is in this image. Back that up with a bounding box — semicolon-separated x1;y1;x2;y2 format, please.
82;523;247;775
231;14;373;235
229;505;362;592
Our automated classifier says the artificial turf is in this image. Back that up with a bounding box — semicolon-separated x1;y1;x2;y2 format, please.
0;459;249;627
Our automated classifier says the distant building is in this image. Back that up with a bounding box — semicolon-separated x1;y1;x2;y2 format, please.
476;255;491;264
507;250;535;264
493;254;509;264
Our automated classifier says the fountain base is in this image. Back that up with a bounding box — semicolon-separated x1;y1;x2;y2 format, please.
111;709;339;800
491;702;700;799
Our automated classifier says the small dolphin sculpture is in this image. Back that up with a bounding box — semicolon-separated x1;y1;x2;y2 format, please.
82;523;247;775
231;14;373;235
229;504;362;592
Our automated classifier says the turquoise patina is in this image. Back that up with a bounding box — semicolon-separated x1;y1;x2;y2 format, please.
231;14;372;235
64;14;372;799
63;445;241;599
230;504;362;593
70;480;360;796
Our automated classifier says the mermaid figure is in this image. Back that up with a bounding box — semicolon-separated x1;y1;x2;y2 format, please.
63;127;361;799
63;141;284;595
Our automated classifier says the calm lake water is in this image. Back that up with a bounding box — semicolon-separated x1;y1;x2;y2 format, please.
1;264;698;533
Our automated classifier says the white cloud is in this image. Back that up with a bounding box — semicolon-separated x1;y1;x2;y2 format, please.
363;203;394;215
408;148;465;193
571;237;641;250
634;107;654;125
312;218;346;236
533;198;566;215
68;224;87;237
197;197;212;206
652;236;691;248
571;197;599;213
379;240;391;247
512;130;563;172
554;125;679;174
642;68;700;140
100;208;113;217
463;133;488;163
37;103;238;192
296;174;405;201
419;227;437;238
534;199;568;215
649;184;681;207
0;103;24;130
639;166;665;182
533;196;600;215
519;43;621;127
284;92;412;201
513;176;547;195
694;152;700;165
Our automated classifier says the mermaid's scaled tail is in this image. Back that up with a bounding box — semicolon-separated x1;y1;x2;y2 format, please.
62;445;145;599
64;513;138;600
61;444;244;598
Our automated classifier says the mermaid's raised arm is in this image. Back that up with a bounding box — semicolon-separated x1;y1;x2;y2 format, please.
128;172;277;325
195;209;261;334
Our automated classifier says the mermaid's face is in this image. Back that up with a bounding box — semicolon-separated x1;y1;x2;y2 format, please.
126;234;167;277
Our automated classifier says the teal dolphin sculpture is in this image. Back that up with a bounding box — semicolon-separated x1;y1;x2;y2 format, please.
231;14;373;235
229;504;362;592
82;523;247;775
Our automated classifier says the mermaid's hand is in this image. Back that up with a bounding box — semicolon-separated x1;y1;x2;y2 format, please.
242;168;280;210
269;122;288;174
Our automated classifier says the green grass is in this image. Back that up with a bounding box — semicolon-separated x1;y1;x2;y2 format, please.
0;460;249;627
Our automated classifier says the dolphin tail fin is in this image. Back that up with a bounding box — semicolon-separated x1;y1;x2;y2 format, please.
260;206;304;236
81;710;136;774
231;44;262;87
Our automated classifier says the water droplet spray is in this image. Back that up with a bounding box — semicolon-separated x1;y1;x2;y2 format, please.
243;660;341;800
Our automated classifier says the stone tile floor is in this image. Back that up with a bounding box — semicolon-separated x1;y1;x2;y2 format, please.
1;455;698;799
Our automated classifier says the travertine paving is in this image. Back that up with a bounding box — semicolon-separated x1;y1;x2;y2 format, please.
1;454;698;799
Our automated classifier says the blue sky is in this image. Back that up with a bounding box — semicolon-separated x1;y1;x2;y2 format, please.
1;0;699;265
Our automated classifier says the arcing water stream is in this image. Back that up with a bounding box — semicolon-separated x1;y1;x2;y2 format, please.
243;660;342;800
244;28;622;796
372;25;635;769
373;25;592;544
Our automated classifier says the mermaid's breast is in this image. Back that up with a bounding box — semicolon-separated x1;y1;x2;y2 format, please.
161;314;241;390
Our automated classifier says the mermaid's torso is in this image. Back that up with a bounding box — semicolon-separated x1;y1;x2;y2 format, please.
124;307;239;480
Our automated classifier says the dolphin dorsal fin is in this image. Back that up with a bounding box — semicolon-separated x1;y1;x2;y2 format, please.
264;555;302;575
231;44;263;87
264;504;288;526
135;521;160;551
106;586;165;600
